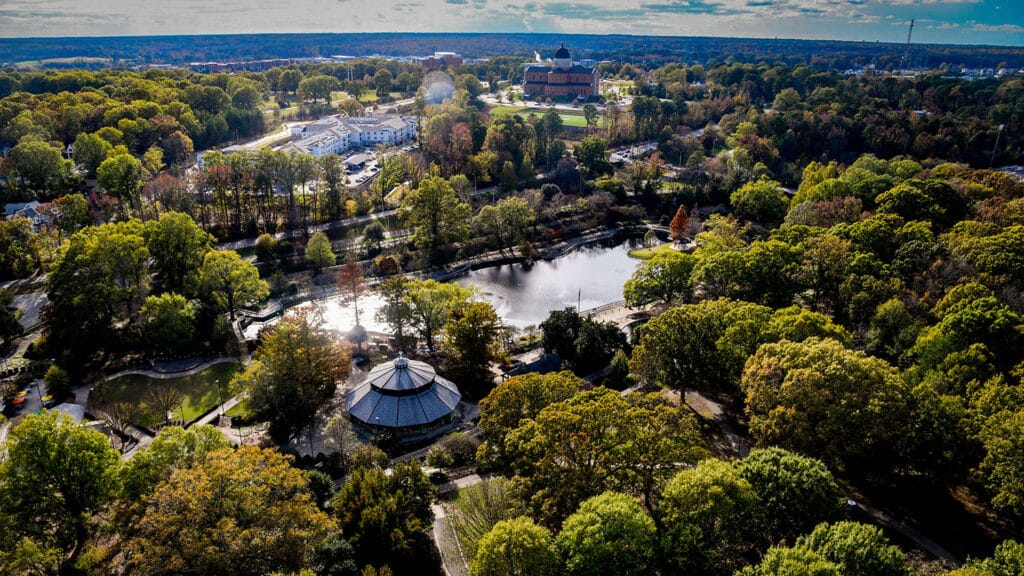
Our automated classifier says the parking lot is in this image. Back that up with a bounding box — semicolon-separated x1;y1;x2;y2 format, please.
344;143;418;188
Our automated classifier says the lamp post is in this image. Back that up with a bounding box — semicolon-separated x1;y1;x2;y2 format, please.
216;379;225;417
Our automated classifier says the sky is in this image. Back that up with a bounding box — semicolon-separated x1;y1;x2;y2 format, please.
0;0;1022;46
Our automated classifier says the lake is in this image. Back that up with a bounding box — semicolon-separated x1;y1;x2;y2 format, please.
455;237;642;328
245;237;642;339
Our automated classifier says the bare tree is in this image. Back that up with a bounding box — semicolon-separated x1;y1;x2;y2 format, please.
102;401;140;454
323;414;357;462
146;383;185;425
337;255;368;351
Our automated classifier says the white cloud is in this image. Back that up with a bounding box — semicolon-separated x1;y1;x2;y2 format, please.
0;0;1019;46
972;23;1024;33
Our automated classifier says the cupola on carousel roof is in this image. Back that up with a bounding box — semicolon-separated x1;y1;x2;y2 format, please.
345;356;461;431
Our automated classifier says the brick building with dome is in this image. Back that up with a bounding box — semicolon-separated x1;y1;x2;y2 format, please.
522;43;599;99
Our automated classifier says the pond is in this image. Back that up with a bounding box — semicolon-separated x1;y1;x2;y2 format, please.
455;237;643;328
245;237;642;339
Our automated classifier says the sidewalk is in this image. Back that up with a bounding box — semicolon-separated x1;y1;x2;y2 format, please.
102;357;242;382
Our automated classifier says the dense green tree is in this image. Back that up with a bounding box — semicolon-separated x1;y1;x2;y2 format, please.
0;411;120;570
743;240;804;307
736;448;842;547
72;131;113;177
796;522;910;576
47;221;150;357
470;517;557;576
372;68;393;99
375;277;416;350
764;306;851;345
908;295;1022;380
279;69;304;94
630;298;771;396
142;211;213;295
797;234;852;315
485;113;535;169
742;338;913;471
477;371;585;467
119;425;230;502
0;219;40;280
539;307;585;367
572;136;612;177
539;307;626;375
737;545;840;576
574;319;628;375
556;492;657;576
49;192;92;237
298;74;342;103
500;160;518;192
692;250;748;299
97;151;144;213
623;250;695;307
975;398;1024;517
138;292;196;352
405;279;474;350
362;220;386;253
198;249;269;320
505;388;706;526
5;136;73;196
661;459;759;575
954;540;1024;576
233;311;351;445
332;462;436;571
443;301;502;388
255;233;278;262
305;231;336;272
865;298;921;361
121;446;333;576
772;87;803;111
399;171;472;258
456;74;484;98
474;196;534;257
731;179;790;223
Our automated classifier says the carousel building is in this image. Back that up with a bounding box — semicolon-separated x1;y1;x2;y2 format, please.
345;356;461;436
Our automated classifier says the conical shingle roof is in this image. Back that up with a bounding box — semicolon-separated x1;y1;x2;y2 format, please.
346;357;461;429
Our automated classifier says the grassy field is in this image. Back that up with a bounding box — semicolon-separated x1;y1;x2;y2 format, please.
94;362;241;426
488;105;603;128
629;242;678;259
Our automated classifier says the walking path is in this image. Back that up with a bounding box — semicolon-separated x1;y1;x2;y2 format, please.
432;502;469;576
854;501;960;567
432;473;491;576
102;357;242;382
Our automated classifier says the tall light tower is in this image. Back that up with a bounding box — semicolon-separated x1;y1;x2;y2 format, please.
901;19;915;72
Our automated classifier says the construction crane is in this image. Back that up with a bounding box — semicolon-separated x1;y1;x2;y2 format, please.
901;18;915;71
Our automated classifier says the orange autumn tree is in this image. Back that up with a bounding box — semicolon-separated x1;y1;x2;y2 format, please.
669;204;689;240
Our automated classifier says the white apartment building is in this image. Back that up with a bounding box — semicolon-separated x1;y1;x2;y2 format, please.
279;114;418;157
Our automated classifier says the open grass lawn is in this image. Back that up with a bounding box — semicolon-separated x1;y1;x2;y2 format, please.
488;105;603;128
629;242;677;260
94;362;241;426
